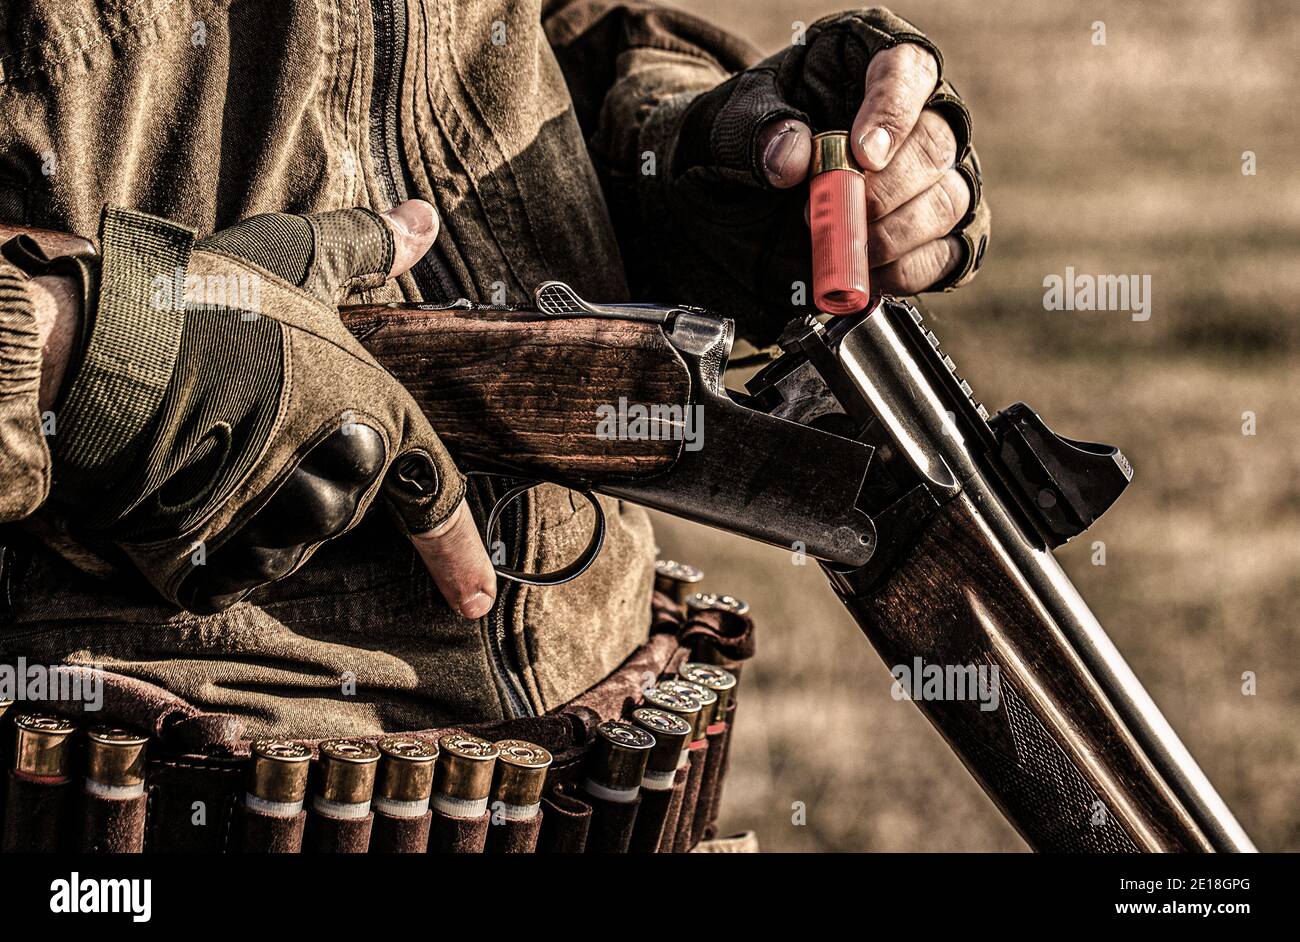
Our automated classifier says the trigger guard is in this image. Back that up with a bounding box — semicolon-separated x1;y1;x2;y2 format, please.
483;482;606;587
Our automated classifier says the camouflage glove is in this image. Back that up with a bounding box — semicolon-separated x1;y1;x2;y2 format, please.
21;206;465;613
641;6;988;343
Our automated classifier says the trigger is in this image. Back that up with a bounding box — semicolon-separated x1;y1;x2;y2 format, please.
483;481;606;587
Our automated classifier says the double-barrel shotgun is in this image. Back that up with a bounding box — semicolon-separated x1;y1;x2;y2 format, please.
0;221;1256;852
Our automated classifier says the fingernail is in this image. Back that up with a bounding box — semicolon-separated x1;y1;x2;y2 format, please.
860;127;892;168
386;200;435;237
458;591;493;619
763;127;799;184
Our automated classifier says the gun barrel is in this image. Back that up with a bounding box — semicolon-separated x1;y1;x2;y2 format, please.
996;510;1256;852
827;302;1254;852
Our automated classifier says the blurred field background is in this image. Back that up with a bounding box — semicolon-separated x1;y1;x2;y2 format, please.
653;0;1300;851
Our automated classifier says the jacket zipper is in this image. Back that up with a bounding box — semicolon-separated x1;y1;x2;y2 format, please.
484;479;534;719
368;0;460;301
368;0;533;718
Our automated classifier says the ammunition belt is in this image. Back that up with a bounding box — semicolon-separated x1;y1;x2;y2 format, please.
0;572;754;854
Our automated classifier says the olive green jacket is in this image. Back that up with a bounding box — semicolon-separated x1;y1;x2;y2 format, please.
0;2;986;739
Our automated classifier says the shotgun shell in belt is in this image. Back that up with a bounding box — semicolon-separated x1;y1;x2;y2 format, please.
654;559;704;603
247;739;312;816
685;592;750;617
375;736;439;818
314;739;380;819
491;740;552;820
584;720;655;803
679;663;738;716
13;714;76;780
85;727;148;798
810;130;870;315
433;733;498;818
660;679;719;730
641;685;703;740
630;708;692;790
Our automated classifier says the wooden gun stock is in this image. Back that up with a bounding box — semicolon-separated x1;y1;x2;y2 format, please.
340;302;690;483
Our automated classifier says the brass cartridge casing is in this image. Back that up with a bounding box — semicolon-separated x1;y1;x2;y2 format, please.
660;679;719;731
811;130;857;175
14;714;76;779
248;739;312;804
86;727;148;788
653;559;704;602
492;740;553;808
685;592;750;617
317;739;381;805
641;685;703;739
434;733;499;802
587;720;655;792
376;736;439;803
630;708;692;774
679;663;738;715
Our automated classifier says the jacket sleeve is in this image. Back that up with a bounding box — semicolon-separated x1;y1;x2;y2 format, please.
0;260;51;521
541;0;757;291
542;0;758;156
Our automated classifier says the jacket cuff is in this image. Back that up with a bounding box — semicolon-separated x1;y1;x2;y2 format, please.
53;207;195;489
0;260;52;521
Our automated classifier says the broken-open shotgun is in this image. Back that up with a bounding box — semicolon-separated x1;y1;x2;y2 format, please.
1;222;1256;852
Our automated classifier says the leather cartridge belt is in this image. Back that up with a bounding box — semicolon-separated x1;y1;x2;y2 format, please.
0;578;754;854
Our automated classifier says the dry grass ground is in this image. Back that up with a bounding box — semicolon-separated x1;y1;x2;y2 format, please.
653;0;1300;851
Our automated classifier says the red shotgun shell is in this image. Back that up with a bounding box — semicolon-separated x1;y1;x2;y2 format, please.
810;131;870;315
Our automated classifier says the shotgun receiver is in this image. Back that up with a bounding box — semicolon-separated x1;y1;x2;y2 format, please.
1;223;1256;852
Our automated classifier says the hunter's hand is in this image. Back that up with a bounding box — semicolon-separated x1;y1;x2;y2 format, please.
756;43;968;294
27;199;496;617
375;202;496;621
657;8;988;341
